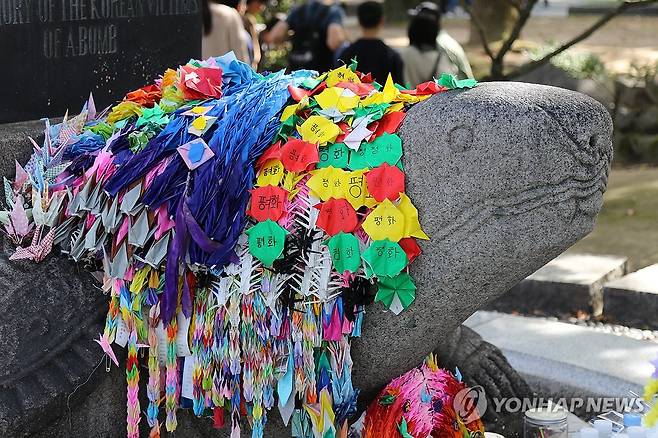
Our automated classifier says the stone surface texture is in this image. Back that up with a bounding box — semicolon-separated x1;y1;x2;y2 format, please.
0;81;613;437
604;263;658;328
0;120;53;179
491;253;628;315
0;238;106;436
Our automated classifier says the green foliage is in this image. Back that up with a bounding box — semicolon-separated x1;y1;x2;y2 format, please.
530;42;608;80
628;60;658;80
263;0;295;19
259;44;291;72
256;0;295;72
626;60;658;95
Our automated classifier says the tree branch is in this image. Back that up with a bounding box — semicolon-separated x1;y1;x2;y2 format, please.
463;2;496;61
494;0;538;63
504;0;658;80
501;0;522;13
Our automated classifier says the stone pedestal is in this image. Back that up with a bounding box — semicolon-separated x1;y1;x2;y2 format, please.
491;253;628;316
604;264;658;328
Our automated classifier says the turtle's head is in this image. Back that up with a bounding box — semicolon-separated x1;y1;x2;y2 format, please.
353;82;613;397
401;81;612;251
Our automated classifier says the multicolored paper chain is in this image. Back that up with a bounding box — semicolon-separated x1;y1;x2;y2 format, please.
146;307;161;430
165;318;178;432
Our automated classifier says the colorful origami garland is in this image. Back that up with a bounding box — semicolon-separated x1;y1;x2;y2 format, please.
644;355;658;426
2;52;476;438
357;355;484;438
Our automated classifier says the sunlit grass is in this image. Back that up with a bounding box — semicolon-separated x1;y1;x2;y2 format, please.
568;166;658;270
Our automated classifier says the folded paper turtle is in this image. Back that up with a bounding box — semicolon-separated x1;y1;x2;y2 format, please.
0;53;612;437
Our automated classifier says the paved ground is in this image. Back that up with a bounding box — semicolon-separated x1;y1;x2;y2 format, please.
465;311;656;395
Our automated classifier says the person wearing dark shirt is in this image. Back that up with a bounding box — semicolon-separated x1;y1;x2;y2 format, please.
336;1;403;84
263;0;346;73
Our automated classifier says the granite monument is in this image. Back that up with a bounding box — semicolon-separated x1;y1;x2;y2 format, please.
0;0;201;123
0;82;613;436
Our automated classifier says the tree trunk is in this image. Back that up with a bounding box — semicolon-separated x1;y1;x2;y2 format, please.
467;0;519;45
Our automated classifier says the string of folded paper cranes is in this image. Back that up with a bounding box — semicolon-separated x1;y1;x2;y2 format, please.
2;52;483;438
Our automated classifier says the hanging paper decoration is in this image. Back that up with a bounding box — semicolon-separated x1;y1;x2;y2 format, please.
177;138;215;170
437;72;479;90
318;142;350;169
362;199;407;242
1;50;477;438
375;272;417;315
315;198;358;236
365;163;405;202
246;219;288;266
247;185;288;222
326;232;361;274
298;115;341;145
362;239;408;278
280;139;320;172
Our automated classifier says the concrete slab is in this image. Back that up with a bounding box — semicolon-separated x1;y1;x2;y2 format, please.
489;253;628;316
463;310;501;328
604;264;658;329
465;311;655;397
524;254;627;285
568;413;589;437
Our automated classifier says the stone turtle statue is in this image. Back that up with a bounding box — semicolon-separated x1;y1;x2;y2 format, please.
0;81;612;437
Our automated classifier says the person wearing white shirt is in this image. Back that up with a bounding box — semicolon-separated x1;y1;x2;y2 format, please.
398;2;473;87
202;0;250;62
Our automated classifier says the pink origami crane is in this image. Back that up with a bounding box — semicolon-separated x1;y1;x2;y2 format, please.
9;227;54;262
94;334;119;367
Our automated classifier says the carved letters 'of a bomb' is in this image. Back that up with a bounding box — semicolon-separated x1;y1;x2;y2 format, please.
0;0;201;123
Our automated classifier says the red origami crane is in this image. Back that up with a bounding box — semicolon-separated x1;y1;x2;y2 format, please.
371;111;406;137
179;65;223;100
124;84;162;107
315;198;358;236
365;163;406;202
248;185;288;222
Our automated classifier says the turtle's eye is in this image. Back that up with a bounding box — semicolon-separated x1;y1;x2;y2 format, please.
447;125;474;153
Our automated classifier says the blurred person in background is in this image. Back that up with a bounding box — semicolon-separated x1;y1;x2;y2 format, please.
258;13;287;70
243;0;266;69
262;0;347;72
398;1;473;86
434;1;473;80
336;1;403;84
202;0;250;62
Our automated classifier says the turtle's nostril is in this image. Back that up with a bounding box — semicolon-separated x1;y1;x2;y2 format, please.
588;134;608;162
589;134;607;156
